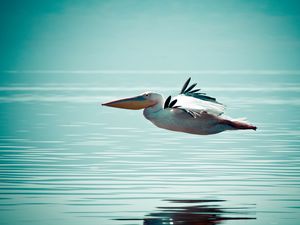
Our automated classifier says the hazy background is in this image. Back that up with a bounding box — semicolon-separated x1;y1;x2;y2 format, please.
1;1;300;225
1;0;300;71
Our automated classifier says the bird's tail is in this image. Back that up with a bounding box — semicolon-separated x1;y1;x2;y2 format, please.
221;118;257;131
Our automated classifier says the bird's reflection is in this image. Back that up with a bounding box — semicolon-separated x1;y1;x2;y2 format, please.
117;199;255;225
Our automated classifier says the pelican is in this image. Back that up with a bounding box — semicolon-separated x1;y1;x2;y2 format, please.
102;78;257;135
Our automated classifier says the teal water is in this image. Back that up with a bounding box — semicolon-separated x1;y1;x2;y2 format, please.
0;72;300;225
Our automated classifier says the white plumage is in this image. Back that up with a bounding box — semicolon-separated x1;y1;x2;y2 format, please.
173;94;225;116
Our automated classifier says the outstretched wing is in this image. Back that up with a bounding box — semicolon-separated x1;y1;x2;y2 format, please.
164;77;225;116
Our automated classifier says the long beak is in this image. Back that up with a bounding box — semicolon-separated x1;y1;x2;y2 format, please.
102;95;152;110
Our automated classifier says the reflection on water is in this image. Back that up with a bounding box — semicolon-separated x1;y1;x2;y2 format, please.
118;199;255;225
0;73;300;225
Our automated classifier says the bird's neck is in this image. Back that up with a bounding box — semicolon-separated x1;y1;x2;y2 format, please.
143;101;164;120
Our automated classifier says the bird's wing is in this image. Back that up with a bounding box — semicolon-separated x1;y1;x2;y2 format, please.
174;94;225;116
164;77;225;116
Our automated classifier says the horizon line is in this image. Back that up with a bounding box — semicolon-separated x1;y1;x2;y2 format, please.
3;69;300;75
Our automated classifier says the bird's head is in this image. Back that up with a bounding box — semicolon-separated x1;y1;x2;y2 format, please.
102;92;163;110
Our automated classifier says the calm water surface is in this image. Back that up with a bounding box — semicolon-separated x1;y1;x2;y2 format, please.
0;73;300;225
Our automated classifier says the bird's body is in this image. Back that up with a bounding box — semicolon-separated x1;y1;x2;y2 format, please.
102;78;256;135
142;94;255;135
144;107;227;135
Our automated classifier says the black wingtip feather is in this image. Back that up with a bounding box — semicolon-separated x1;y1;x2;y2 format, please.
180;77;191;94
169;99;177;108
164;96;171;109
185;83;197;93
189;88;201;93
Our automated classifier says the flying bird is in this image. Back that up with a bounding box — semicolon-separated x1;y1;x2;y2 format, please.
102;78;257;135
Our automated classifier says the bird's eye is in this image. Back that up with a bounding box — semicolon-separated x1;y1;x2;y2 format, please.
145;94;149;97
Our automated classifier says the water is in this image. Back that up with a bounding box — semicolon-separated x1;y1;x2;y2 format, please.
0;72;300;225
